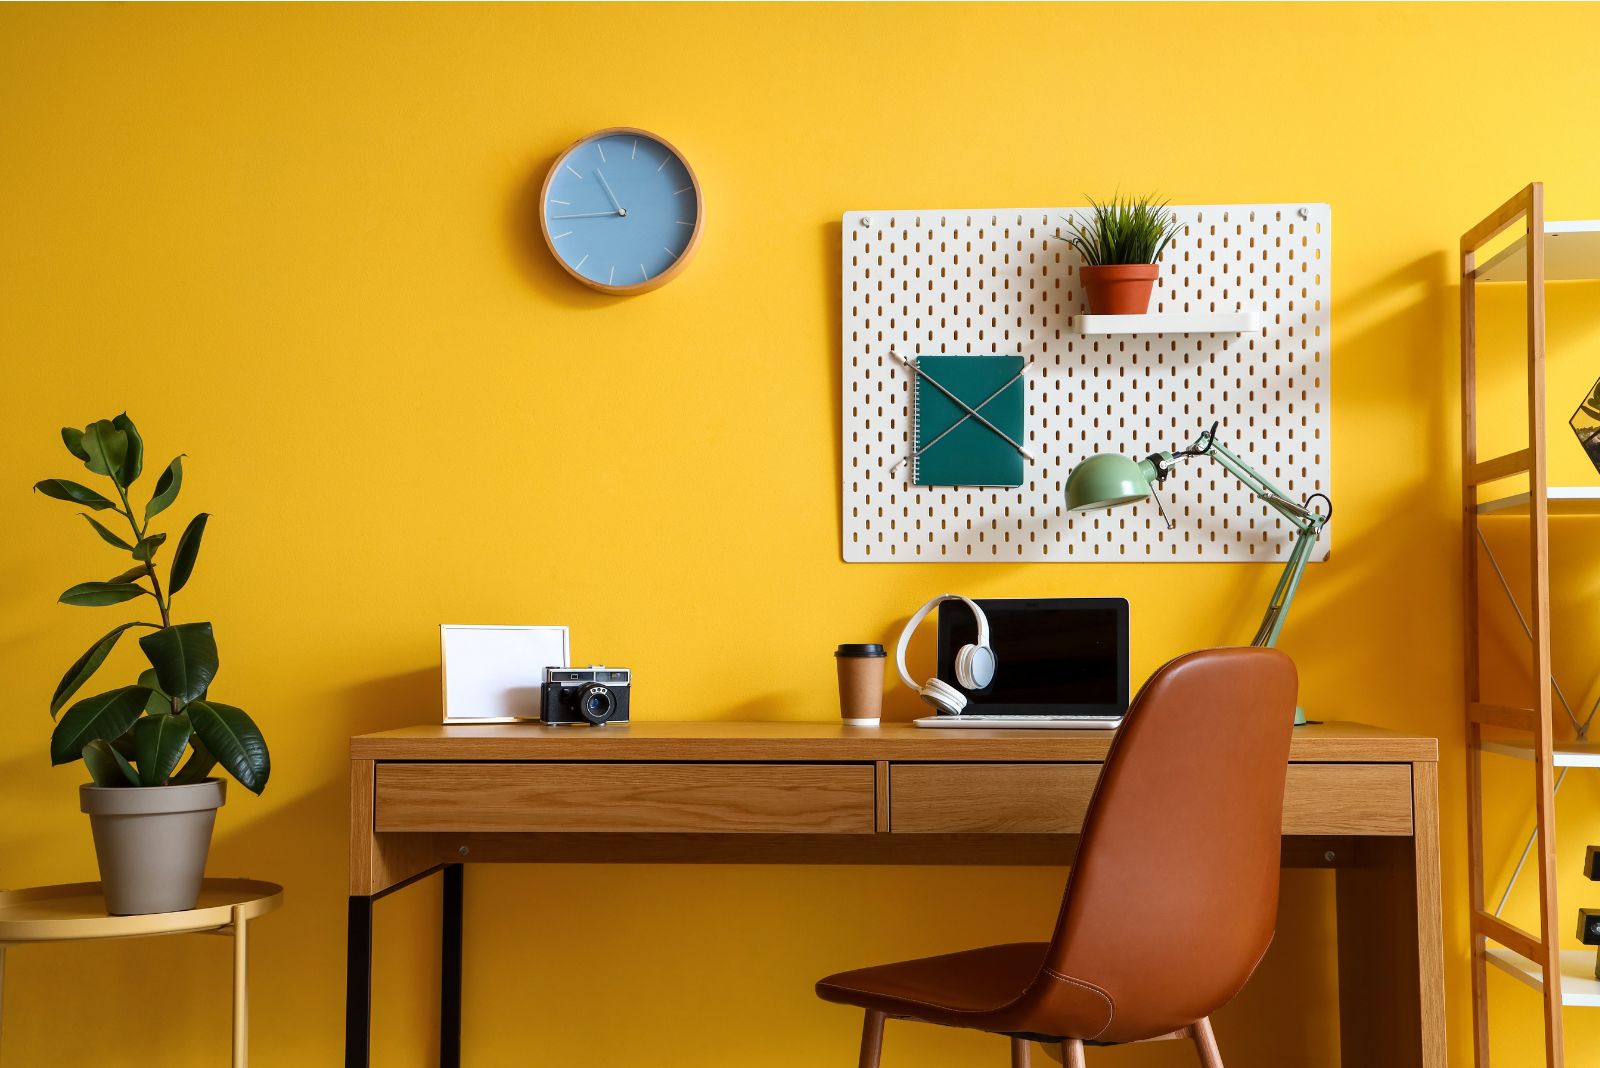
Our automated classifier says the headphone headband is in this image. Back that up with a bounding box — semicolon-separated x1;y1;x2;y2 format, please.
894;594;991;691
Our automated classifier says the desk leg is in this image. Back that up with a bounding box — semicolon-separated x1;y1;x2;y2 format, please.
441;864;463;1068
1334;762;1446;1068
346;895;374;1068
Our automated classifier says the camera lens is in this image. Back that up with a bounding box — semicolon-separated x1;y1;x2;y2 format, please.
577;684;616;724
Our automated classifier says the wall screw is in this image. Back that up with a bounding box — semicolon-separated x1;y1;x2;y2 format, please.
1324;850;1336;863
458;845;469;856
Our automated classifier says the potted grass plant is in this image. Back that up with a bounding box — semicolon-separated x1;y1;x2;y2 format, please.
34;415;269;915
1054;195;1185;316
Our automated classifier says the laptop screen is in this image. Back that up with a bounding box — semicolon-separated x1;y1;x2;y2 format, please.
937;597;1129;717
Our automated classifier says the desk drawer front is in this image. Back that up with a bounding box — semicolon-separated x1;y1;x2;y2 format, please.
374;763;876;835
889;763;1413;836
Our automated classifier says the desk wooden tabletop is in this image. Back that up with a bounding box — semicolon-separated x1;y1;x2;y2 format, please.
351;719;1436;763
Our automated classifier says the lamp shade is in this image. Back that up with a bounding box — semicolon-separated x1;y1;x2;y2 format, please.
1064;453;1153;511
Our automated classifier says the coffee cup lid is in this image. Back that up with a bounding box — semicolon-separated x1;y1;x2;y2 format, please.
835;643;886;657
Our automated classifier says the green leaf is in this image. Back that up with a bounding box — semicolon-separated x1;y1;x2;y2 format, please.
134;712;192;786
82;739;138;787
107;564;151;584
168;513;208;595
79;513;134;551
51;686;149;765
138;622;217;704
50;621;154;718
61;427;89;462
111;414;143;486
132;532;167;563
35;479;116;511
59;581;146;606
82;420;129;486
187;700;269;794
170;736;217;785
145;456;183;521
138;669;174;714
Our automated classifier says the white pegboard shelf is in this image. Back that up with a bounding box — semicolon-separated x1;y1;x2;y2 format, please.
1073;312;1264;335
1486;946;1600;1007
1476;487;1600;515
840;204;1331;562
1476;220;1600;283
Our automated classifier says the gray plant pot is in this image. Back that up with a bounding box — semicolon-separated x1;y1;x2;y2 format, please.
79;779;226;915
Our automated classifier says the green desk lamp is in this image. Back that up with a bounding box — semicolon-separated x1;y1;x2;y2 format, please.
1064;422;1331;725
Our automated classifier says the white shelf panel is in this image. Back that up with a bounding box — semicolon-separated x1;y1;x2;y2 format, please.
1073;312;1263;335
1483;739;1600;768
1486;946;1600;1007
1477;220;1600;283
1477;487;1600;515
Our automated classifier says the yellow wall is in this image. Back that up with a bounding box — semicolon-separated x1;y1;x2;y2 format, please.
3;3;1600;1064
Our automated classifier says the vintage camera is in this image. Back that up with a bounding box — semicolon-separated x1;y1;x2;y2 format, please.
541;666;631;726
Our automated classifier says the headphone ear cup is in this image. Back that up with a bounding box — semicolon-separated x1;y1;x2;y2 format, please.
920;677;967;715
954;645;996;690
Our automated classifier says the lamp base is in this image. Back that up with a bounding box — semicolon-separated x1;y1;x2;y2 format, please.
1293;706;1308;726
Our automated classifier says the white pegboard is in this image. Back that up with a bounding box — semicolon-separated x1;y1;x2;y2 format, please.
841;203;1330;563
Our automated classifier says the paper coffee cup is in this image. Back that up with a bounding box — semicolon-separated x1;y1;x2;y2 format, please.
835;644;886;725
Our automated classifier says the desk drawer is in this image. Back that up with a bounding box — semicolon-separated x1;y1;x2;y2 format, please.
889;763;1413;836
374;763;876;834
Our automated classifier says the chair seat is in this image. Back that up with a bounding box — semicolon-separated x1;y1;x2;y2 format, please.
816;942;1055;1031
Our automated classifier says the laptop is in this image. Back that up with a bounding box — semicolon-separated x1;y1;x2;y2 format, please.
914;597;1129;729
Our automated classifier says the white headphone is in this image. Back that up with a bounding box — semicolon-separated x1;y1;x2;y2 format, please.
894;594;996;716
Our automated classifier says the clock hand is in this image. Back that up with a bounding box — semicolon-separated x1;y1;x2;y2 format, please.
594;169;627;217
550;210;622;219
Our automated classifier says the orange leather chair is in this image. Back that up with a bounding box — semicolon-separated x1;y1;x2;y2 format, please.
816;647;1298;1067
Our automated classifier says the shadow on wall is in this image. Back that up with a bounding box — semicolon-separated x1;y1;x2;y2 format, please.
824;218;845;540
504;145;617;311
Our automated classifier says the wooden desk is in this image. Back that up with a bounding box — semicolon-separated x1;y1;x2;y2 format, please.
347;721;1444;1068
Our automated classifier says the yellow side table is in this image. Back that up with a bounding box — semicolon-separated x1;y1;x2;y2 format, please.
0;878;283;1066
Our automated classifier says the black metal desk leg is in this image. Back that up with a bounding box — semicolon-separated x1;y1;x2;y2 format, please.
346;895;374;1068
441;864;464;1068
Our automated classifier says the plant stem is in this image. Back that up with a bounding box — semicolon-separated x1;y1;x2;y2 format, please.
113;484;170;629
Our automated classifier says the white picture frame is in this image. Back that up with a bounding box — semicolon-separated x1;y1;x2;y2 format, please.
440;625;570;724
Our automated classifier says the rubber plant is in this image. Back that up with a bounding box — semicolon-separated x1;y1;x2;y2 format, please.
34;415;269;794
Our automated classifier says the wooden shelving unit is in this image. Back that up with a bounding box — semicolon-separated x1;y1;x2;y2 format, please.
1461;183;1600;1068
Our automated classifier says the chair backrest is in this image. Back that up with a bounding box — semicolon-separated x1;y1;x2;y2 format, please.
1040;647;1297;1040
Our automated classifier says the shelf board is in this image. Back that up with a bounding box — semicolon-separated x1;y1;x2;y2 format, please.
1482;739;1600;768
1486;946;1600;1007
1476;486;1600;515
1073;312;1263;335
1476;220;1600;283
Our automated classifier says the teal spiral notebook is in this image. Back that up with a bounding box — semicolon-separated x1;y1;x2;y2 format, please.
911;354;1027;487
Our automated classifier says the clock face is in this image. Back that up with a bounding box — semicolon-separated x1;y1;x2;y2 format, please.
540;127;702;294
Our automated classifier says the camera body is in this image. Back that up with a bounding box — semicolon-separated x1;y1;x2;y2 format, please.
540;666;632;726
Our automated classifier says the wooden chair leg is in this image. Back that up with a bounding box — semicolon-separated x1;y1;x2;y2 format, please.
1061;1038;1087;1068
1190;1017;1223;1068
1010;1036;1031;1067
858;1010;886;1068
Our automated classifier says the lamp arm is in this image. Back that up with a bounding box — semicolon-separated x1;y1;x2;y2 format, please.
1252;523;1320;647
1205;441;1322;531
1154;425;1329;648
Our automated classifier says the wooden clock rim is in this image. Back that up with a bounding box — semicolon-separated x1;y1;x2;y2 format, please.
537;126;703;296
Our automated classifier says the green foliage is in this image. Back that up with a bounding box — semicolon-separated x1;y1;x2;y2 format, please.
1053;194;1184;266
35;415;270;793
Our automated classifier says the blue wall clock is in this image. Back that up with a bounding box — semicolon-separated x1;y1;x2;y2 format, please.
539;127;703;295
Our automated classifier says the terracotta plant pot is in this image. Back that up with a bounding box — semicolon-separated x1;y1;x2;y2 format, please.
80;779;225;915
1080;263;1159;315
